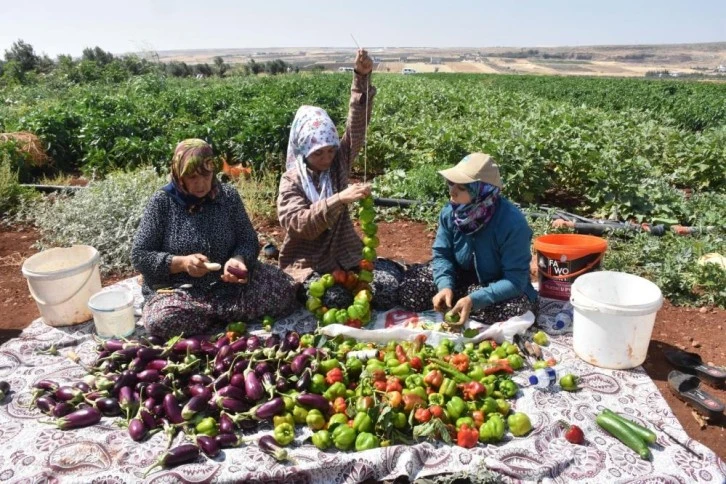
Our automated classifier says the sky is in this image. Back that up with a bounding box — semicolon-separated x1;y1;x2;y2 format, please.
1;0;724;57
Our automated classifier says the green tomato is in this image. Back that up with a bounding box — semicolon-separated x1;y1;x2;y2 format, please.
533;331;549;346
559;374;579;391
312;430;332;450
322;309;338;326
355;432;380;451
362;247;376;262
444;311;460;324
507;412;533;437
308;280;326;298
361;222;378;236
362;236;379;249
358;269;373;283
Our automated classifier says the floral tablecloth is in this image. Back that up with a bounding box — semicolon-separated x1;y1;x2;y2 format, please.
0;279;723;483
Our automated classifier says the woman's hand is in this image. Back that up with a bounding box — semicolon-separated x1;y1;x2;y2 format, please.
182;254;209;277
355;49;373;75
338;183;371;204
450;296;474;324
432;288;454;312
222;257;249;284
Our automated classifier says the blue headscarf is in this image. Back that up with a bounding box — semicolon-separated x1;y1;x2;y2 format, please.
451;182;501;234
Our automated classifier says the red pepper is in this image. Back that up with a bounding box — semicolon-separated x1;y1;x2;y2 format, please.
373;380;387;392
429;405;444;419
414;407;432;423
333;397;347;414
371;370;386;382
450;353;470;373
424;369;443;388
471;411;485;428
385;377;403;393
225;331;238;341
546;357;557;367
484;360;513;375
346;320;362;329
386;391;402;409
457;424;479;448
460;381;486;400
325;367;344;385
409;356;423;372
395;344;407;363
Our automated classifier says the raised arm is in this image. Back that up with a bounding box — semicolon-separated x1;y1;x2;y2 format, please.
338;49;376;175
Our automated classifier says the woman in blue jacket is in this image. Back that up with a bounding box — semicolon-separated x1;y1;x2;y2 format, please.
398;153;537;323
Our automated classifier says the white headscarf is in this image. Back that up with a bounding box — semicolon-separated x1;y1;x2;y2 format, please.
285;105;340;203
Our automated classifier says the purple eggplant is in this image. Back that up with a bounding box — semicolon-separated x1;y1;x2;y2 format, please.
103;339;124;352
295;369;311;392
162;394;184;424
118;386;138;418
200;340;217;356
213;373;230;391
219;413;236;434
229;337;247;352
217;385;246;401
189;384;212;400
145;359;168;372
139;406;157;430
248;397;284;421
285;332;300;351
296;393;330;413
54;386;83;403
136;369;160;383
254;361;273;377
72;381;91;393
232;359;249;374
128;357;146;373
275;376;290;393
128;417;147;441
215;335;230;349
215;396;249;413
143;397;156;412
181;396;208;421
216;345;231;363
113;370;138;393
145;335;164;347
229;373;246;389
216;432;244;448
196;435;220;457
95;397;122;417
143;444;200;477
265;334;280;348
98;360;119;373
244;371;264;401
36;395;56;414
173;338;202;354
137;346;163;361
278;363;293;378
34;379;59;393
290;354;311;375
246;335;260;351
189;374;213;386
258;434;293;462
214;361;228;376
54;407;102;430
52;402;75;418
302;347;318;357
84;390;109;401
144;382;168;402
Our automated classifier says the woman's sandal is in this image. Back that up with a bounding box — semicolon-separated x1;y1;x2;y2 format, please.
668;370;725;420
664;348;726;388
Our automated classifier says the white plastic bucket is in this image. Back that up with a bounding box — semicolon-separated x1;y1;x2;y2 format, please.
88;288;136;338
21;245;102;327
570;271;663;369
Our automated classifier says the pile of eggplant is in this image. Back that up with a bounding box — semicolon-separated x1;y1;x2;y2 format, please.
31;331;316;474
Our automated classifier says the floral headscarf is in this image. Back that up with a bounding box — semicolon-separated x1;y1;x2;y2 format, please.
162;139;219;213
285;106;340;203
451;182;501;234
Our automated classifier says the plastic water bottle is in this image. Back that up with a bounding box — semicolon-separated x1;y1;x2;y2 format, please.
528;367;559;389
551;303;574;332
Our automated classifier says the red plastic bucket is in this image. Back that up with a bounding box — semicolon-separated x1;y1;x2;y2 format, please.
534;234;608;301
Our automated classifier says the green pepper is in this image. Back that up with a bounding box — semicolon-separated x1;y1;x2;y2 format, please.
292;405;309;424
405;374;424;389
390;363;411;377
352;412;374;433
392;411;407;429
274;422;296;446
346;357;363;377
306;409;326;431
492;347;508;359
328;413;349;428
367;358;385;369
439;378;457;398
195;417;218;437
310;374;327;395
532;360;548;370
483;382;495;397
312;430;332;450
478;341;493;354
498;379;519;399
300;334;315;348
456;416;475;431
479;413;505;443
466;401;479;413
273;412;295;429
428;393;445;406
495;398;511;416
435;344;450;359
332;424;357;451
506;354;524;370
323;382;347;401
282;395;295;412
337;344;353;360
402;387;427;402
355;432;380;451
483;375;497;385
507;412;532;436
446;396;467;420
320;358;340;373
532;331;549;346
467;365;486;382
226;322;247;334
385;357;401;368
480;397;498;415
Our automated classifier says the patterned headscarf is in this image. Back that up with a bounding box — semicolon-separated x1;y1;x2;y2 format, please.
285;105;340;203
162;139;220;213
451;182;501;235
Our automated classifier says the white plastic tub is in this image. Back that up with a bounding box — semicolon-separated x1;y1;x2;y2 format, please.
88;288;136;338
21;245;102;326
570;271;663;369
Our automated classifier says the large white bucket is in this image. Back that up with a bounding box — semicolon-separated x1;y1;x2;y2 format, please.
21;245;102;327
571;271;663;369
88;289;136;338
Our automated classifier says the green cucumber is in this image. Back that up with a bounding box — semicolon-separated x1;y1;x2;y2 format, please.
596;412;651;460
603;408;657;445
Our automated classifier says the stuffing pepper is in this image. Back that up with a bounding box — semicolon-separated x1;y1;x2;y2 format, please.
328;413;348;428
282;395;295;412
356;396;374;412
414;407;432;423
405;374;424;389
435;343;451;359
429;405;445;420
409;356;423;372
385;377;403;393
352;412;374;433
355;432;380;451
403;394;426;413
478;341;493;354
389;362;412;377
532;331;549;346
332;424;357;451
292;405;309;424
480;397;498;415
506;354;524;370
467;365;486;383
460;381;487;400
320;358;340;373
450;353;470;372
323;382;347;401
386;391;402;409
402;387;428;402
424;369;443;389
345;358;363;378
312;429;331;450
395;344;408;363
498;379;519;399
496;398;511;416
446;396;467;421
273;422;295;446
332;397;347;414
226;322;247;334
508;412;532;437
195;417;219;437
457;424;479;448
439;378;458;398
479;413;505;443
306;409;326;431
310;374;327;395
273;413;295;429
428;393;445;406
456;416;475;431
325;368;344;385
